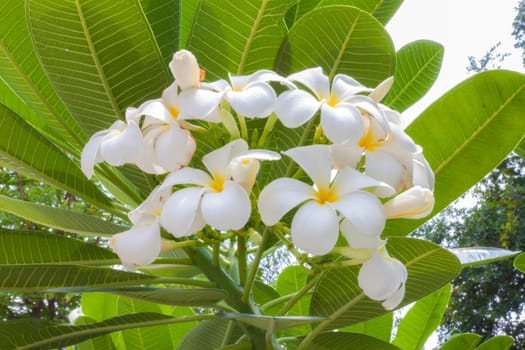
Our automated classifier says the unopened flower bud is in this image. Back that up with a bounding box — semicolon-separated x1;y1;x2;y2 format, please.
383;186;434;219
170;50;201;90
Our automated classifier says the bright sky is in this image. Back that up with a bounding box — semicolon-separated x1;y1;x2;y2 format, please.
386;0;524;123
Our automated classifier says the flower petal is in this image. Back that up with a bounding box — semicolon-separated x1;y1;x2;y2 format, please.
160;187;205;237
81;130;109;179
330;143;362;170
179;88;223;120
358;250;406;302
383;186;434;219
320;104;364;144
413;153;434;190
340;219;384;249
291;201;339;255
160;167;212;190
369;76;394;102
274;89;320;128
227;83;276;118
111;223;161;267
382;280;406;310
331;74;371;101
201;181;251;230
365;150;409;194
98;121;143;166
333;167;395;197
170;49;200;90
154;124;196;172
128;186;171;225
202;139;248;178
288;67;330;99
258;178;314;225
333;191;385;236
283;145;333;189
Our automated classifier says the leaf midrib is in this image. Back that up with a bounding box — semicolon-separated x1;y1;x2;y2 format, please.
237;0;269;75
434;82;525;175
74;0;122;120
329;11;361;79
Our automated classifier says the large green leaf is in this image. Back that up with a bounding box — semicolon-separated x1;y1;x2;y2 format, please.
384;70;525;237
276;6;395;86
0;195;125;236
0;104;112;210
27;0;172;135
74;316;117;350
450;247;521;267
476;335;514;350
0;312;203;350
514;252;525;273
186;0;294;78
0;265;156;292
392;284;451;350
177;319;244;350
0;228;118;265
317;0;403;24
383;40;444;111
341;312;393;342
285;332;401;350
439;333;482;350
138;0;180;66
309;237;460;330
0;0;86;152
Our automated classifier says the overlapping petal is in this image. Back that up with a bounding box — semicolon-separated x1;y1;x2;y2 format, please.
320;103;363;144
274;89;321;128
111;223;161;267
258;178;315;225
291;201;339;255
227;83;276;118
160;187;206;237
283;145;333;188
332;191;386;236
201;181;251;230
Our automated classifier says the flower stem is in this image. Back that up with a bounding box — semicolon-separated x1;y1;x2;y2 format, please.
257;113;278;147
237;234;248;285
276;272;321;316
237;114;249;141
242;228;270;303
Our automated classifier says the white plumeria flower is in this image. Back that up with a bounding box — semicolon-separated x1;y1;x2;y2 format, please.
133;100;197;174
358;246;407;310
159;139;279;237
274;67;389;144
330;117;421;194
206;70;291;118
169;49;203;90
81;108;143;179
110;186;171;268
258;145;394;255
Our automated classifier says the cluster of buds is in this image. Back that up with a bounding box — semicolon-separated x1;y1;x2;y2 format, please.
81;50;434;310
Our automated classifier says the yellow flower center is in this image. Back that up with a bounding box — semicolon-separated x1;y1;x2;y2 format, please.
358;127;383;151
168;105;180;120
209;175;225;192
315;185;338;204
326;95;338;107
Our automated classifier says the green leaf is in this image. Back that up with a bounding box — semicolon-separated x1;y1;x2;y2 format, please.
252;280;281;306
476;335;514;350
341;312;393;342
0;312;202;350
310;237;460;330
392;284;451;350
0;265;156;292
285;0;320;28
317;0;403;24
0;0;86;152
0;228;118;265
218;312;324;331
276;5;395;86
49;287;227;307
384;70;525;237
27;0;172;135
177;320;244;350
0;105;112;210
383;40;444;111
186;0;294;77
284;332;401;350
439;333;482;350
0;195;125;236
138;0;180;66
74;316;117;350
450;247;521;267
514;252;525;273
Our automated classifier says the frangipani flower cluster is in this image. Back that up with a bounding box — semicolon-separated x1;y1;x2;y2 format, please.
81;49;435;310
